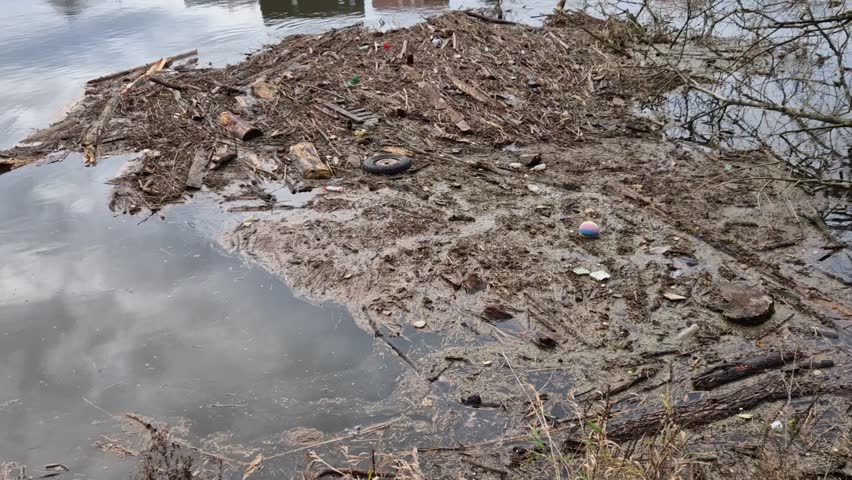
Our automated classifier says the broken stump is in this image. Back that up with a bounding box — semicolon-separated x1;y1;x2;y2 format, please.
289;142;332;179
218;111;262;141
713;282;775;326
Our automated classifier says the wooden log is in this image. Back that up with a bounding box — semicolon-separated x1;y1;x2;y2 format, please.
461;10;518;25
186;150;209;189
218;112;262;141
87;50;198;84
692;351;800;390
563;374;844;447
289;142;332;180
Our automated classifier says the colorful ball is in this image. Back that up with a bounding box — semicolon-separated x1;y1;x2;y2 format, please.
578;221;600;238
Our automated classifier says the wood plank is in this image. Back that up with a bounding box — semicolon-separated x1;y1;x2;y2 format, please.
323;102;371;123
186;149;209;189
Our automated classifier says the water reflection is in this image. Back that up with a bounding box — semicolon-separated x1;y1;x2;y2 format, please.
260;0;365;18
0;155;402;475
44;0;89;17
372;0;449;10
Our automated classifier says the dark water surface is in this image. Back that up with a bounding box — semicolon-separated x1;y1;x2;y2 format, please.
0;0;551;476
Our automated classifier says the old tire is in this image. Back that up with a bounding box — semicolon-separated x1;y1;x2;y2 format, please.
363;154;412;175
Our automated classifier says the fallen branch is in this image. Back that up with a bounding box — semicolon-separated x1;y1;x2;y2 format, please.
595;374;843;444
692;351;800;390
82;58;170;165
315;468;396;479
87;50;198;84
462;10;518;25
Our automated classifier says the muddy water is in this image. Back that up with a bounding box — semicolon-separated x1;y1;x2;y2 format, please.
0;0;558;476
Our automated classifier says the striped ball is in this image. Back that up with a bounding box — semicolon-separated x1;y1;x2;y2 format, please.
578;221;601;238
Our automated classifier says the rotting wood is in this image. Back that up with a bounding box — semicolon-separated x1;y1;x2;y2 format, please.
289;142;332;179
218;111;263;141
692;351;800;390
566;374;847;447
251;80;277;101
186;149;209;189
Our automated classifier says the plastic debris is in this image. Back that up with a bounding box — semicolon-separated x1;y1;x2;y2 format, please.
346;75;362;88
527;184;542;194
664;292;687;301
572;267;591;276
530;163;546;171
324;186;344;192
673;323;699;341
578;221;600;238
508;162;523;169
412;320;427;328
590;271;610;281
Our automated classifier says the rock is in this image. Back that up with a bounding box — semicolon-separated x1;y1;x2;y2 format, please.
508;162;523;169
412;320;427;329
527;184;542;194
714;282;775;326
663;292;687;301
572;267;591;276
530;163;546;171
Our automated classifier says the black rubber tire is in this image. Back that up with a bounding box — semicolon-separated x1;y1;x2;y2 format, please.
362;153;412;175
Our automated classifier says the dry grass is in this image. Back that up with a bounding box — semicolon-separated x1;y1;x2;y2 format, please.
132;429;199;480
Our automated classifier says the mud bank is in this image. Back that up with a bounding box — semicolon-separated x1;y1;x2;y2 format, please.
2;10;851;480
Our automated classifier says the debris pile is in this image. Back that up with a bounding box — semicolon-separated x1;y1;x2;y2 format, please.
1;11;674;212
2;9;851;480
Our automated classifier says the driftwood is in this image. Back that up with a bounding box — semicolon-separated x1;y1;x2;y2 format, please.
692;351;799;390
289;142;332;179
571;374;842;445
83;58;169;165
462;10;518;25
218;112;263;141
186;150;209;189
86;50;198;84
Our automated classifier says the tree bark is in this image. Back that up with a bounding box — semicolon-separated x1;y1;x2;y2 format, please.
692;351;800;390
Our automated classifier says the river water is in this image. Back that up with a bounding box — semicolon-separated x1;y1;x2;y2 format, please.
0;0;557;477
